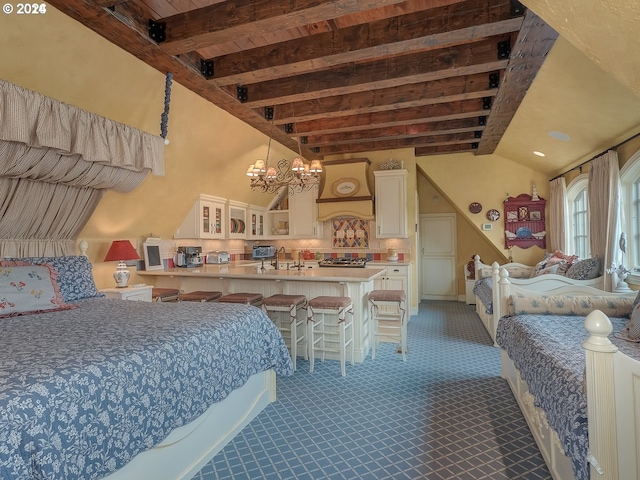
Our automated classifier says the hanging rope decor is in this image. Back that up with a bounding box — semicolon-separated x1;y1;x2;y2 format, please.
160;72;173;145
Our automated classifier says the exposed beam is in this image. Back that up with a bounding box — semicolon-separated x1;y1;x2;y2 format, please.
475;9;558;155
238;36;510;107
208;1;522;85
158;0;413;55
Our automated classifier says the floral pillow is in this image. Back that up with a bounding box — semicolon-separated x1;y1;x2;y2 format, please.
615;303;640;342
0;262;77;318
3;256;101;302
529;258;548;278
565;256;601;280
508;293;634;318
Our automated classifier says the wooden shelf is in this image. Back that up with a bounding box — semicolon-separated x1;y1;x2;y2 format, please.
504;194;546;249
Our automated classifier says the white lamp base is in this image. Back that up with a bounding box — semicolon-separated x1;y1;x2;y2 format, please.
113;261;131;288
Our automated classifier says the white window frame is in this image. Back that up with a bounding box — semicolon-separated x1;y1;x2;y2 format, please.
566;174;589;258
620;148;640;284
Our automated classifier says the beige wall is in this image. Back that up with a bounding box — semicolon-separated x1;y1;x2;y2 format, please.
8;5;616;301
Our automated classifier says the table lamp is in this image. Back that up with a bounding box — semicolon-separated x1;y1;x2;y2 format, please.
104;240;140;288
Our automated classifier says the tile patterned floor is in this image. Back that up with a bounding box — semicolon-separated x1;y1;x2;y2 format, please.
192;301;551;479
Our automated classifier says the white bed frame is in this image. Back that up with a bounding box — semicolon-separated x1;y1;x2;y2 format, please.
104;369;276;480
498;282;640;480
473;255;605;345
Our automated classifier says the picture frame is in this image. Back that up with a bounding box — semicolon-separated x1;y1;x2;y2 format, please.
143;238;164;271
530;211;541;221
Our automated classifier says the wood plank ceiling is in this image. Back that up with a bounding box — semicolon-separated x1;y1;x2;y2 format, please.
47;0;558;160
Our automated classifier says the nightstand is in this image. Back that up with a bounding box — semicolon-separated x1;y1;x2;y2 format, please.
465;279;476;305
101;285;152;302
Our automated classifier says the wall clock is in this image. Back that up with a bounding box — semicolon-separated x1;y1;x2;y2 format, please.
332;177;360;197
469;202;482;214
487;209;500;221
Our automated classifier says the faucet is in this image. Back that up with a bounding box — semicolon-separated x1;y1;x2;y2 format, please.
296;250;305;270
272;246;285;270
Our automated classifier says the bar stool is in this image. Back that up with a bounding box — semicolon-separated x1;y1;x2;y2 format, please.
368;290;407;361
151;287;180;302
262;294;307;371
307;296;354;377
179;291;222;302
217;292;264;307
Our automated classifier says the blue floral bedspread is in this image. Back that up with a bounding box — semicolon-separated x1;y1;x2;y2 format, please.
0;298;293;480
472;277;493;313
496;313;640;480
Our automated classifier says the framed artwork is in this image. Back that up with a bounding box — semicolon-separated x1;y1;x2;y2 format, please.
530;211;541;221
143;238;164;271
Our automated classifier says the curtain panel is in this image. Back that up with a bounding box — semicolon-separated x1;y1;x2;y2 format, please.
549;177;567;252
0;80;165;257
588;150;621;291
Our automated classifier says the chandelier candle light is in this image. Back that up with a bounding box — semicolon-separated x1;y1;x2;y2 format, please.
247;106;322;194
104;240;140;288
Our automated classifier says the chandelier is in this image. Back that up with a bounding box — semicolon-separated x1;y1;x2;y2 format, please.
247;107;322;195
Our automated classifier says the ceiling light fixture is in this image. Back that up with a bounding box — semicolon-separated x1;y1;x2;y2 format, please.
247;105;322;195
533;151;546;157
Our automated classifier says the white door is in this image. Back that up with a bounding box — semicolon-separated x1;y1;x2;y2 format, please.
420;214;457;300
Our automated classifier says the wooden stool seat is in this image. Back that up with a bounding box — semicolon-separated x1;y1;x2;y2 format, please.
307;295;354;377
152;288;180;302
217;292;263;307
180;291;222;302
368;289;407;361
262;294;307;371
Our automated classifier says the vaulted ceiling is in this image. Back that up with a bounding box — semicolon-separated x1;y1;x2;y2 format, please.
46;0;640;176
46;0;559;161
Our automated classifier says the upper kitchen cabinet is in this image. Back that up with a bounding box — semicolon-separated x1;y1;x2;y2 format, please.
248;205;266;239
175;194;226;239
227;200;248;239
289;187;322;238
374;170;408;238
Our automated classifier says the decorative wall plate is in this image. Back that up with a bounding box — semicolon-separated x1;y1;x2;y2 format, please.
469;202;482;214
332;177;360;197
516;226;532;238
486;209;500;221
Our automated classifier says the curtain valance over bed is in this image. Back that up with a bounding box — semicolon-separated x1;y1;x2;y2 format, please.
0;79;166;257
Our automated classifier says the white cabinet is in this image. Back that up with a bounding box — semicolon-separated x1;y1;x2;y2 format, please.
175;194;226;239
227;200;248;239
248;205;266;239
374;170;408;238
289;187;322;238
101;285;152;302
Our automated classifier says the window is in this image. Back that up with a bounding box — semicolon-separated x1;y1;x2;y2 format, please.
620;149;640;278
566;174;589;258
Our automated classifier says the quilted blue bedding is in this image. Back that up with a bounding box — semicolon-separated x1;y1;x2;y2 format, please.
496;313;640;480
0;298;293;480
472;277;493;313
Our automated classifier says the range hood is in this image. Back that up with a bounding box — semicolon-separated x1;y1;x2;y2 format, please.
317;158;374;221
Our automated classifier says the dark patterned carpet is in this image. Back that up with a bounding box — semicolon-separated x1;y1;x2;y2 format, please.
193;300;551;479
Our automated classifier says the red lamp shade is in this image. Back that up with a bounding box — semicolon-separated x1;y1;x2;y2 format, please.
104;240;140;262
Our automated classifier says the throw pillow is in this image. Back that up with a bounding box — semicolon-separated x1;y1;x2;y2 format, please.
529;258;548;278
4;256;101;302
615;303;640;342
565;256;601;280
0;263;77;318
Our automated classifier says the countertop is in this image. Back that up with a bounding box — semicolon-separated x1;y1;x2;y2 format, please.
138;264;386;283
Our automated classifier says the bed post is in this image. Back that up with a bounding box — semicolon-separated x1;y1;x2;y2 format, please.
494;267;510;323
583;310;618;480
473;255;482;280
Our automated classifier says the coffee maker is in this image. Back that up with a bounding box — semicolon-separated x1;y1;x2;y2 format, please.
174;246;204;268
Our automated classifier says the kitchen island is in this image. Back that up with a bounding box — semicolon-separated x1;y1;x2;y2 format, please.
139;264;386;363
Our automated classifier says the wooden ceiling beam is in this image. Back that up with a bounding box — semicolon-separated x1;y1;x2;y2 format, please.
475;9;558;155
291;99;488;135
208;0;522;85
272;73;497;123
238;36;510;107
304;118;484;146
157;0;413;55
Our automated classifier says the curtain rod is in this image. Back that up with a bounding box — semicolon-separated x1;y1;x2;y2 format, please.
549;130;640;182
